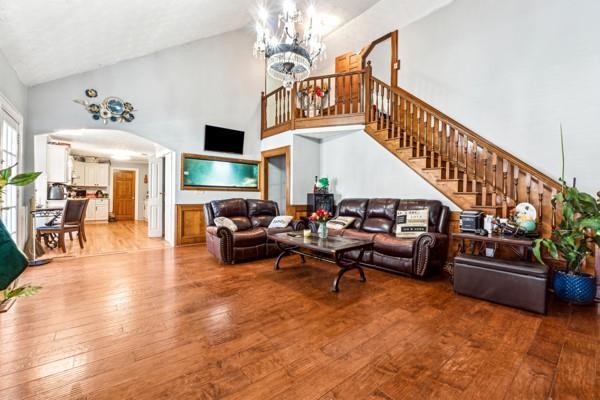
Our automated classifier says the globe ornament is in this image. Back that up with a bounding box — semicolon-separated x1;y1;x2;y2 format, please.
74;89;135;124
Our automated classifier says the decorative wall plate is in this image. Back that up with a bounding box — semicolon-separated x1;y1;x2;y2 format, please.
74;89;135;124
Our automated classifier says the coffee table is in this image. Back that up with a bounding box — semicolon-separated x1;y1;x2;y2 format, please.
268;232;373;292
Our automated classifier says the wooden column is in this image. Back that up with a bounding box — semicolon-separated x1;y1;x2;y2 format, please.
364;62;372;124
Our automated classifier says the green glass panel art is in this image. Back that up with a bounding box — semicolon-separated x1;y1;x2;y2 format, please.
183;158;258;189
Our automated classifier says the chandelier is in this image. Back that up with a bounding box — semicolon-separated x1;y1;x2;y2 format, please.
253;1;326;91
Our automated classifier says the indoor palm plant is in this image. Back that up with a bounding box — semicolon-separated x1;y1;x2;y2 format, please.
532;129;600;304
0;162;42;312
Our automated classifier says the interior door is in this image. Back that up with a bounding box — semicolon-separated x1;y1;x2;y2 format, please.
267;155;287;214
335;52;362;113
147;158;164;237
113;170;135;220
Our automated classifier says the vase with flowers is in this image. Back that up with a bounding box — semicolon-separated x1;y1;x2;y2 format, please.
309;209;332;239
297;82;329;117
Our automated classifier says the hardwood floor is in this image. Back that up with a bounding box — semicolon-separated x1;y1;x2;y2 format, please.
38;220;169;259
2;246;598;399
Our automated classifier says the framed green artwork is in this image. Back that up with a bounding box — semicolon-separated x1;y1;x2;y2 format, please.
181;153;260;191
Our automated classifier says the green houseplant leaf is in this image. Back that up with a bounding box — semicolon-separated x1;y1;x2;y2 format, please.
8;172;42;186
532;128;600;274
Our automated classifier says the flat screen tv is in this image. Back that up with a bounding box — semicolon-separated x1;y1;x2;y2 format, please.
204;125;244;154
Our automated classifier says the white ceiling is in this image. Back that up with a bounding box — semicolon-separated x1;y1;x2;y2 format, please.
0;0;380;86
48;129;167;161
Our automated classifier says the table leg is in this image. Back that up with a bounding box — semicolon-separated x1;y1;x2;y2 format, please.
332;248;367;292
274;241;299;271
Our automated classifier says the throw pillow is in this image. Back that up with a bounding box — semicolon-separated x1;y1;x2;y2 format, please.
326;216;356;230
268;215;293;228
396;207;429;238
214;217;238;232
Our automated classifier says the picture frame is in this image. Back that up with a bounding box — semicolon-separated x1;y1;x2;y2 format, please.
181;153;260;191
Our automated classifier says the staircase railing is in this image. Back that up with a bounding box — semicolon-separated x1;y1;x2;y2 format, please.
365;62;562;233
261;69;366;138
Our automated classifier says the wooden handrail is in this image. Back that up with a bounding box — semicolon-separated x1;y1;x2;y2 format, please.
370;76;561;191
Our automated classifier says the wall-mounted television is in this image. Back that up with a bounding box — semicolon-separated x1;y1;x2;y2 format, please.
204;125;244;154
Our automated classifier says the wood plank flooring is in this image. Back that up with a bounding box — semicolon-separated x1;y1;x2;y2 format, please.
2;246;598;399
38;220;169;259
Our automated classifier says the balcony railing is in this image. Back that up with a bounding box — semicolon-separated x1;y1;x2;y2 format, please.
261;69;368;138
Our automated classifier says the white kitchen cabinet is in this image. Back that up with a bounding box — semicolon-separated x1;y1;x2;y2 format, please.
71;161;85;186
46;144;69;183
82;163;109;187
84;198;109;222
94;199;109;220
85;199;96;220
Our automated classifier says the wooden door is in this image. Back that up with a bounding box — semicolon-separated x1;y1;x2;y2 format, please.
335;52;362;114
113;170;135;220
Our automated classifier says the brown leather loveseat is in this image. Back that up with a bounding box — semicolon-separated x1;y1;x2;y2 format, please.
204;198;305;264
315;198;450;277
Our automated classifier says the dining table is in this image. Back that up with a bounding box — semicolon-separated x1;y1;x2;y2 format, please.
28;206;63;266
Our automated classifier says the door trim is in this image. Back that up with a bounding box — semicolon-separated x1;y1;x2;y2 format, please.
260;146;291;215
109;167;139;220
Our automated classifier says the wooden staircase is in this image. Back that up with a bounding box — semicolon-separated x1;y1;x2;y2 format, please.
260;62;563;236
363;65;562;236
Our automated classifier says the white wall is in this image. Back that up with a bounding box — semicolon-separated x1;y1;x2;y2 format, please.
394;0;600;195
316;0;453;76
320;131;460;210
292;135;320;205
109;160;149;220
26;28;264;204
0;50;27;115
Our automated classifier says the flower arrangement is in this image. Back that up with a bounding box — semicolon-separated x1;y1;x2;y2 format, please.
309;208;332;224
297;82;329;116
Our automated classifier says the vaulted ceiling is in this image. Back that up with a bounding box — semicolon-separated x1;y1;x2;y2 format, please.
0;0;379;86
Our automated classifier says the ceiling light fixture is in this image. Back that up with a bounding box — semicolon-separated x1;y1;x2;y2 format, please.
253;1;326;91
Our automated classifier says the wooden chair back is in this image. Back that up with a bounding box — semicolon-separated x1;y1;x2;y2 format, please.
61;199;88;227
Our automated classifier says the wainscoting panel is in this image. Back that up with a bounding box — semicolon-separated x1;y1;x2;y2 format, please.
176;204;205;245
289;204;308;219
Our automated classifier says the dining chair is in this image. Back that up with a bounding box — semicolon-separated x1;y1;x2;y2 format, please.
36;199;88;253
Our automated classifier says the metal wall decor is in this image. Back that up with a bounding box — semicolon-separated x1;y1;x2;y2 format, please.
74;89;135;124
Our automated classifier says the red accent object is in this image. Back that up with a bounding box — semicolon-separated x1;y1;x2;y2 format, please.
308;208;332;223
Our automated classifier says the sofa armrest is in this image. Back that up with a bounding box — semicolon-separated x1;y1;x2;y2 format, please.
206;225;235;264
308;220;318;232
290;219;306;231
413;232;449;277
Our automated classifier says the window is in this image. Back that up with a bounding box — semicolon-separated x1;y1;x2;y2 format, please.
1;109;21;242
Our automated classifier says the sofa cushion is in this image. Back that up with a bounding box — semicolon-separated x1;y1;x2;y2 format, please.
374;234;415;258
326;216;356;231
362;198;399;233
342;229;376;242
397;200;442;231
336;198;369;230
214;217;238;232
247;199;279;227
210;198;252;230
232;228;267;247
268;215;293;228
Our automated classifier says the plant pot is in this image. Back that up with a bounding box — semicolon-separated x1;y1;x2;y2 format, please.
318;222;328;239
553;270;597;305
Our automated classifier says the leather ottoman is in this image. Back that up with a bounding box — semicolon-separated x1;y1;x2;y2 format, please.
453;255;549;314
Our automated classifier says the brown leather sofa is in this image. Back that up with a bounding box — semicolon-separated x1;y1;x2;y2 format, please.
312;198;450;277
204;198;305;264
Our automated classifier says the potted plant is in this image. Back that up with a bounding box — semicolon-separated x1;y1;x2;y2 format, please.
532;129;600;304
0;162;42;311
309;209;333;239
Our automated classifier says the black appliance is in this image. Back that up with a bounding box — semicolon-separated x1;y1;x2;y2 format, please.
48;183;66;200
307;193;335;215
75;189;87;198
204;125;244;154
459;210;485;233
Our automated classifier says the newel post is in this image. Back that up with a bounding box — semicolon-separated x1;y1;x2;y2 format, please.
260;91;266;138
364;61;372;124
290;83;296;130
